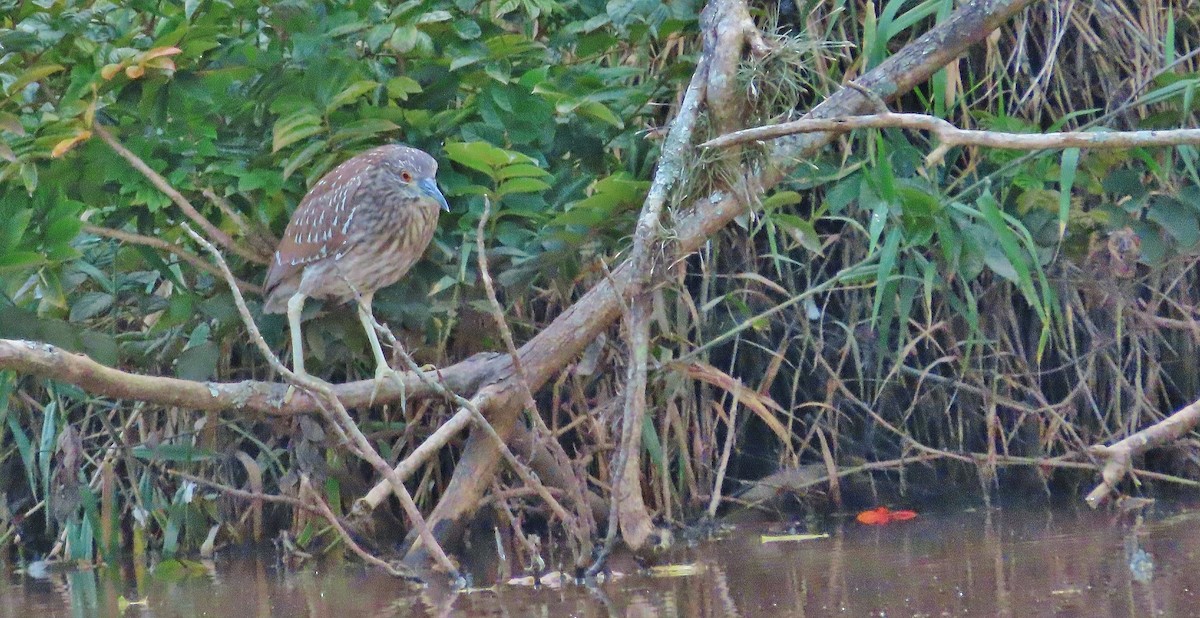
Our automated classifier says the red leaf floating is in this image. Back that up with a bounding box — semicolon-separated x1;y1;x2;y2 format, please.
856;507;891;525
855;507;918;525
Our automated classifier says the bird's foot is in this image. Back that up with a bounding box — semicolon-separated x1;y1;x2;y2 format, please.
369;364;407;408
282;368;314;404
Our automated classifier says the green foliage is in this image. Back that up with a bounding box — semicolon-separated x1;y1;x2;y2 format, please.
0;0;693;373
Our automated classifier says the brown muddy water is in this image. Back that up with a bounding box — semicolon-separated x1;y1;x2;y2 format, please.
3;504;1198;617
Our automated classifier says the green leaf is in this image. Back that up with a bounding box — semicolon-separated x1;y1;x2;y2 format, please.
982;244;1019;282
1148;197;1200;248
38;402;57;517
130;444;215;463
771;213;822;254
386;76;423;101
20;162;37;194
496;163;549;180
763;191;804;211
7;64;64;96
44;215;83;245
577;100;624;128
282;139;328;181
0;251;45;271
418;10;452;23
6;414;35;505
69;292;114;322
860;181;887;254
497;177;550;196
0;208;32;252
162;509;182;558
453;19;482;40
427;275;459;297
449;54;483;72
325;80;378;113
444;142;532;180
330;119;400;144
1058;148;1080;239
0;112;25;135
175;340;219;381
272;109;323;153
871;228;902;324
977;191;1037;306
389;25;429;54
445;142;497;179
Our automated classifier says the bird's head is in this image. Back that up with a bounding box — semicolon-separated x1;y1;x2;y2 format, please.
386;145;450;212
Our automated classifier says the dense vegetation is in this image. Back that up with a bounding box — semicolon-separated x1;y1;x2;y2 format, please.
1;0;1199;576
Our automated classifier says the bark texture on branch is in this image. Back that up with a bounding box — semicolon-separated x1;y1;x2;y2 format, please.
703;112;1200;153
1086;397;1200;507
0;338;506;415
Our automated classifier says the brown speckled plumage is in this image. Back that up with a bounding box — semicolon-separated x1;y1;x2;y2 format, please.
263;145;445;312
262;144;449;384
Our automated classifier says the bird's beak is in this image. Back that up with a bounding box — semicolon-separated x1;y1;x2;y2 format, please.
419;177;450;212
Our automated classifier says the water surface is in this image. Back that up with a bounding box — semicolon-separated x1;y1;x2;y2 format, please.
3;504;1196;617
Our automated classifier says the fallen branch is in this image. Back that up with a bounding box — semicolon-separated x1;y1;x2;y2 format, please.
1085;396;1200;507
599;0;743;560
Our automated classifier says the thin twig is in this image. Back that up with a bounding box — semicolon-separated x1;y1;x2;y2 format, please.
167;469;315;511
475;196;594;563
83;224;261;293
95;126;270;265
301;477;416;579
702;111;1200;161
201;187;279;253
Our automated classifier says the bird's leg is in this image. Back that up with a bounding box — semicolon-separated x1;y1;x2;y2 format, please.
286;293;310;375
283;293;308;403
356;293;406;408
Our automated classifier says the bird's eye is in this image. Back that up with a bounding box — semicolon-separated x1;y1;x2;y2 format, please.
400;170;413;183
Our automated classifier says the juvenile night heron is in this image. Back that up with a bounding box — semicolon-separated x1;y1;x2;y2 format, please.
262;144;449;392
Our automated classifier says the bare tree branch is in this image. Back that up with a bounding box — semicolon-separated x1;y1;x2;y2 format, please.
0;337;505;415
702;111;1200;159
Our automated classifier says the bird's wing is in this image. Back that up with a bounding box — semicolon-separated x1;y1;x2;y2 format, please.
263;171;366;299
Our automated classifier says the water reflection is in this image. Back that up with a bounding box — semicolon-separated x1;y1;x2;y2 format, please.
2;505;1198;617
